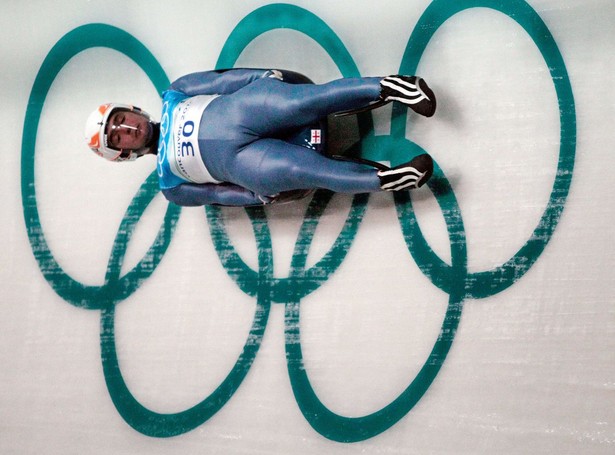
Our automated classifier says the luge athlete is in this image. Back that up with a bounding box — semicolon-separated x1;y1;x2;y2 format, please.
85;69;436;206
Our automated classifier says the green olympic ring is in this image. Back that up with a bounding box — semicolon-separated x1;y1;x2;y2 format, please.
21;24;178;310
20;0;575;443
393;0;576;300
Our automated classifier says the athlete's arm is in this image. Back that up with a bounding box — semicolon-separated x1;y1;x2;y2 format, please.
169;69;280;96
161;182;271;207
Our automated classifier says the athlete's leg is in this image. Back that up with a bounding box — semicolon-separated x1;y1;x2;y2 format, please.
229;138;381;195
230;77;382;136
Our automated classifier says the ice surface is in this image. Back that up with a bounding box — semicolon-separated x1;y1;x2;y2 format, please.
1;0;614;453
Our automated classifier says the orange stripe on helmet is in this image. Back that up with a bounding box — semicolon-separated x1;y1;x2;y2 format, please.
88;133;100;149
98;103;111;116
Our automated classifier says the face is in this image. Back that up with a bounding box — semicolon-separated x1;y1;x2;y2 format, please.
105;110;153;156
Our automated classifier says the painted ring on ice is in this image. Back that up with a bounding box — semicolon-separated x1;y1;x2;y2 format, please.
210;3;376;301
284;155;466;443
99;212;273;438
20;23;176;309
393;0;576;299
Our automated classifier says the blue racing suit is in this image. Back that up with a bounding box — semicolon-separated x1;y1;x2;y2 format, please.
157;69;383;206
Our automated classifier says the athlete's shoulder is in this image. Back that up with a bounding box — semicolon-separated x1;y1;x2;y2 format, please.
162;89;188;104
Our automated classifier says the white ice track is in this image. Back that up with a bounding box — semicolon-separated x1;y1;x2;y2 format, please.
1;1;614;453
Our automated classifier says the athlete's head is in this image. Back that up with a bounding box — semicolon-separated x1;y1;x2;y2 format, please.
85;103;157;162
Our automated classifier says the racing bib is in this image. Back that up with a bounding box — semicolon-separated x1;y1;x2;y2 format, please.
168;95;220;184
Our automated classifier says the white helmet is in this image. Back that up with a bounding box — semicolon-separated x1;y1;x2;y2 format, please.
84;103;154;162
